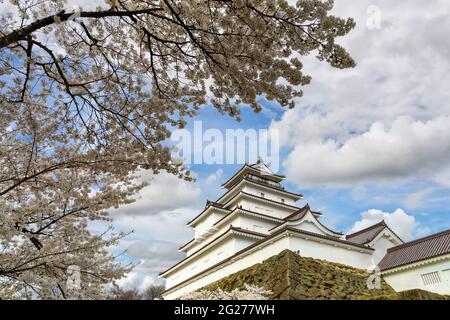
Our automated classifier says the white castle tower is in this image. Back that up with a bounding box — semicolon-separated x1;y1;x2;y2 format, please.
160;160;404;299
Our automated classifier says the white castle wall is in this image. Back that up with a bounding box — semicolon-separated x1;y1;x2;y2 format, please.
370;236;398;266
163;233;374;300
164;235;291;300
194;209;228;238
166;237;234;289
383;256;450;295
242;184;297;206
186;212;274;256
232;198;295;219
237;215;280;233
165;233;261;289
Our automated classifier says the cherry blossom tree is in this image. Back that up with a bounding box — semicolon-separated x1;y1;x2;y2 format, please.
143;284;165;300
0;0;355;299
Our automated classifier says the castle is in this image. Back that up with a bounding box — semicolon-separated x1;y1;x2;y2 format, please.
160;160;450;299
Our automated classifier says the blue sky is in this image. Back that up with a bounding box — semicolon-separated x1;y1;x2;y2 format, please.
109;0;450;290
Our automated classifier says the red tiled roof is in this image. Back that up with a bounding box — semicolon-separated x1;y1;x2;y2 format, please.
283;204;310;221
378;228;450;271
269;204;341;235
346;220;388;244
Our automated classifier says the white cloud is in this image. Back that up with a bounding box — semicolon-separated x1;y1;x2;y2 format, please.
206;169;223;185
116;272;140;290
281;116;450;187
403;188;434;210
116;271;158;292
112;171;202;217
271;0;450;188
348;208;417;241
107;170;204;290
139;276;157;292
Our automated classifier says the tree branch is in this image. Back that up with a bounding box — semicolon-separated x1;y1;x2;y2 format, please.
0;8;164;49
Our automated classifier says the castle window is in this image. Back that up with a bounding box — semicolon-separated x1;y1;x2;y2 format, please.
421;271;441;286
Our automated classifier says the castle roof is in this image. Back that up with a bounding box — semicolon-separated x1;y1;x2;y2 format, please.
186;201;230;227
161;226;267;276
282;203;321;220
345;220;402;245
222;160;285;189
379;228;450;271
268;204;342;236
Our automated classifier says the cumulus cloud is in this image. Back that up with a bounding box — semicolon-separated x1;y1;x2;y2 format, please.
107;170;204;290
112;171;202;217
348;208;419;241
271;0;450;188
281;116;450;186
115;239;186;290
206;169;223;185
116;271;160;292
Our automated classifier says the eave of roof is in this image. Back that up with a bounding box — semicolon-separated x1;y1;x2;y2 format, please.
180;208;283;251
225;191;302;212
346;220;403;245
221;164;285;189
269;205;342;235
188;180;301;228
242;178;302;199
216;178;302;206
179;238;195;250
214;207;284;227
379;228;450;271
346;220;387;239
284;204;323;219
160;226;267;276
187;202;230;227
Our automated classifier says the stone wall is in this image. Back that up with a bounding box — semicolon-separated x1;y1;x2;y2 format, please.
201;250;447;300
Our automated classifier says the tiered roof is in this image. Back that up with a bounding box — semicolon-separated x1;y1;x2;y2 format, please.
221;160;285;189
187;201;230;227
187;160;301;227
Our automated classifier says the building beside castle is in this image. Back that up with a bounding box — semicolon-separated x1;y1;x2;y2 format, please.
160;160;450;299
